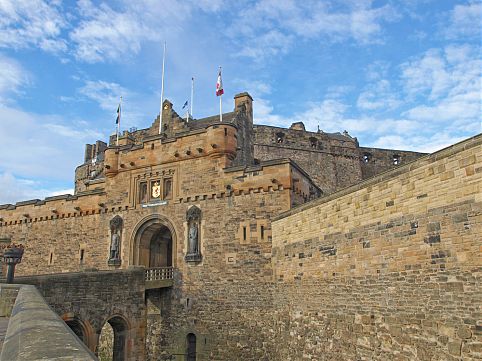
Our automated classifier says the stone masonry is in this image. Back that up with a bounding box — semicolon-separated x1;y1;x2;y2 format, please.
271;134;482;360
0;92;478;360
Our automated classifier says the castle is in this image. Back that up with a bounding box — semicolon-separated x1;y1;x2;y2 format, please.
0;93;480;360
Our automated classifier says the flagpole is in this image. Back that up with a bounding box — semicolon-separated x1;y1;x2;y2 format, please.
190;77;194;120
159;41;166;134
116;96;122;146
220;95;222;122
219;66;223;122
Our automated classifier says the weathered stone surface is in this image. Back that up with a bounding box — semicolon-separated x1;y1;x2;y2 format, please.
0;284;96;361
0;94;479;361
14;269;146;361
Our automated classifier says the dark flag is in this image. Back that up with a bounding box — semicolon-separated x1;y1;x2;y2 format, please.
116;104;121;124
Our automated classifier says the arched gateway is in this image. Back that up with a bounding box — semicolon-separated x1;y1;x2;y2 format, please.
130;215;177;268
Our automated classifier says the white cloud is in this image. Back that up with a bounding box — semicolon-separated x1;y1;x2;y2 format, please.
0;105;104;181
253;42;481;152
0;0;67;53
71;0;151;63
70;0;220;63
0;54;30;103
357;79;401;111
400;44;481;130
400;48;452;100
226;1;400;60
0;172;74;205
78;80;127;111
77;79;156;129
444;1;481;39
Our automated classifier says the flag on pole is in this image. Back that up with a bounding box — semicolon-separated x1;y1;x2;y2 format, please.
216;68;224;96
182;100;188;109
116;104;121;124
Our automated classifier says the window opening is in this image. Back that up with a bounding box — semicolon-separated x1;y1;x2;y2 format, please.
163;178;172;199
243;226;247;241
309;137;317;148
139;182;148;203
275;132;285;144
260;225;265;240
393;154;401;165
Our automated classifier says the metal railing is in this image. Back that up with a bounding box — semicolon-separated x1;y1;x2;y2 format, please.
145;267;174;282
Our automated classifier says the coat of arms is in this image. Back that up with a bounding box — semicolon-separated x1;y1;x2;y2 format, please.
151;181;161;198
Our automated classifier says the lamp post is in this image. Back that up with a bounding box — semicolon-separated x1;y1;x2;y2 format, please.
3;246;24;284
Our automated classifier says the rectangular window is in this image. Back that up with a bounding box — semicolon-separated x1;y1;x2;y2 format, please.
80;249;85;263
243;226;247;241
139;182;148;203
163;178;172;199
260;225;265;240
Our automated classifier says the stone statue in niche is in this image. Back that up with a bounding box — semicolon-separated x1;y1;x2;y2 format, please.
188;222;199;255
110;233;120;259
109;215;123;265
185;206;202;262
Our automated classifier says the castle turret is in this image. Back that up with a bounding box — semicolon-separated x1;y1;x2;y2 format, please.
232;92;254;167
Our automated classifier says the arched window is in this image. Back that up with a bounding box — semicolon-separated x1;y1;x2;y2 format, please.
186;333;196;361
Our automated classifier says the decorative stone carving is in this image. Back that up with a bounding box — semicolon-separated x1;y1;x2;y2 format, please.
185;206;202;262
188;223;198;254
108;215;123;266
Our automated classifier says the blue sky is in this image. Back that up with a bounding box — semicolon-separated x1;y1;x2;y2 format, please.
0;0;480;204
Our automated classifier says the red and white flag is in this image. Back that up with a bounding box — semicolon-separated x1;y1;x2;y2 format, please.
216;68;224;96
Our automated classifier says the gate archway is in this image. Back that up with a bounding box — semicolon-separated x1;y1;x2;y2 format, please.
62;314;96;352
97;315;130;361
131;215;177;267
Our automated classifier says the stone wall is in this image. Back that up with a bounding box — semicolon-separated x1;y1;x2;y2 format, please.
254;124;362;194
144;189;290;360
359;146;426;180
15;268;146;361
0;284;97;361
271;134;482;360
253;125;426;194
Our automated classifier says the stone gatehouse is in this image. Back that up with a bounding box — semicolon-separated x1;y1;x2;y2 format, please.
0;92;480;360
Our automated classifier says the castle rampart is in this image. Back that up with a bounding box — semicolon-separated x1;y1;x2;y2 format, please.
269;133;482;360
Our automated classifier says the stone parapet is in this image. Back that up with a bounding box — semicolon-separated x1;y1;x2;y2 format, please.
0;284;96;360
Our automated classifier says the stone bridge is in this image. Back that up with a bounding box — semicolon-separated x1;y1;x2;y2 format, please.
13;266;173;360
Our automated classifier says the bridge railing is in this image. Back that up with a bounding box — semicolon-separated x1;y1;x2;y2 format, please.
145;267;174;282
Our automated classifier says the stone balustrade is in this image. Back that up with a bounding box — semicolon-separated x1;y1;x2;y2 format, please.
145;267;174;289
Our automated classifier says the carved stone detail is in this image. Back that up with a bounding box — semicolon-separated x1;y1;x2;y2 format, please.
185;206;202;262
108;215;123;265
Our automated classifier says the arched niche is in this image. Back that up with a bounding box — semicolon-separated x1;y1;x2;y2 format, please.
185;206;202;262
